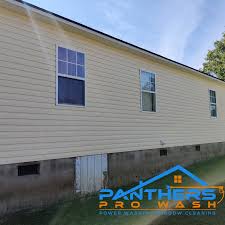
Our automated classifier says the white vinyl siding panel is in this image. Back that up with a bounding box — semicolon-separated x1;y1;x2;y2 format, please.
0;4;225;164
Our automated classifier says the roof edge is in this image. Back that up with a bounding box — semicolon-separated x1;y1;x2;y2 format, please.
7;0;225;84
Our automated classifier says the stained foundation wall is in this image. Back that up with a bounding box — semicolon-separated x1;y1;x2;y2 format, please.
0;158;74;215
0;142;225;216
108;142;225;187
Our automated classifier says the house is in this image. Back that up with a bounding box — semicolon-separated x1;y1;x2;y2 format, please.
0;0;225;214
112;165;208;201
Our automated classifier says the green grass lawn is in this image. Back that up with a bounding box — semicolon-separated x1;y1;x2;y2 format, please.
1;155;225;225
154;187;225;225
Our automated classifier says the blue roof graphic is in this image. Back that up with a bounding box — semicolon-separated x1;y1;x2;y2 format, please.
113;165;208;200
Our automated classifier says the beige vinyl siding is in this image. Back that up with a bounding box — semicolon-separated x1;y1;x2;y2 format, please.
0;4;225;165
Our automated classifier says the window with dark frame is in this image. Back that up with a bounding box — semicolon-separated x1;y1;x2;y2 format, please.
140;70;156;112
209;90;217;118
57;46;85;106
18;163;40;176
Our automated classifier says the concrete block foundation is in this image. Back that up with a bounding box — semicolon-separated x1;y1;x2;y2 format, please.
0;141;225;215
108;142;225;187
0;158;74;216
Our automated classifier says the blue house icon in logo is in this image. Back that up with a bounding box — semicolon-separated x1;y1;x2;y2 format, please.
113;165;208;200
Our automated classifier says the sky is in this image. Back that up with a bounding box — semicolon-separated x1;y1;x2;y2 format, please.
26;0;225;70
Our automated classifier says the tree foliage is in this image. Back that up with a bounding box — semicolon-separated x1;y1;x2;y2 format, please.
202;32;225;80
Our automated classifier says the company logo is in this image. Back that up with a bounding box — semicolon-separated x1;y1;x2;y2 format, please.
98;165;224;216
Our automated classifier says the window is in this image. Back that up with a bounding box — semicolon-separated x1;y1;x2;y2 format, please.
160;148;167;156
18;163;40;176
209;90;217;118
57;46;85;106
174;175;182;184
140;70;156;112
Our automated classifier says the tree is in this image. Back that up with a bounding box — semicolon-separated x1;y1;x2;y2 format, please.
202;32;225;80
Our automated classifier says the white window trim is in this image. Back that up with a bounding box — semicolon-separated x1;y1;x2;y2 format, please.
55;45;86;107
209;89;217;119
140;69;157;113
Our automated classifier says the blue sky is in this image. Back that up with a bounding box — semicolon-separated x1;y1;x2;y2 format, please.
26;0;225;69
